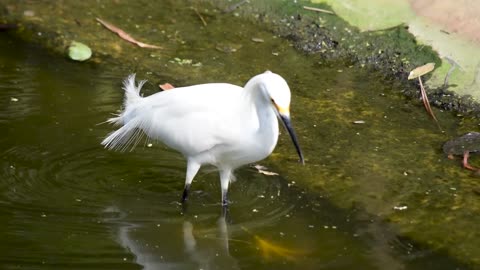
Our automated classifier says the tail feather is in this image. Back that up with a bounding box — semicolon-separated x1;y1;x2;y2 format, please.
123;73;146;107
101;118;144;151
101;74;148;151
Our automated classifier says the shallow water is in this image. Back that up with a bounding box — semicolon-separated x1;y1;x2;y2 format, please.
1;1;479;269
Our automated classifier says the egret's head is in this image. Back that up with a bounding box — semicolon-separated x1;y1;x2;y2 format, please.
260;71;292;117
258;71;304;165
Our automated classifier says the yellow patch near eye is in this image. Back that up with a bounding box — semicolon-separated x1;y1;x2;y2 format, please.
276;104;290;115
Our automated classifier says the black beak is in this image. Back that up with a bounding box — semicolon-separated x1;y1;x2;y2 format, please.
279;114;305;165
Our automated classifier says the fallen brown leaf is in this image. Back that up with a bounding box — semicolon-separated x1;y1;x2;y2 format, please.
96;18;161;49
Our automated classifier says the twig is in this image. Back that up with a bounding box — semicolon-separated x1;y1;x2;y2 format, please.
303;6;335;14
443;57;462;87
96;18;161;49
443;64;457;87
471;62;480;87
191;8;207;27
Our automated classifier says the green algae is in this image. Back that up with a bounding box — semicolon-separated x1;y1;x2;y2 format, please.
311;0;480;104
312;0;414;31
200;0;480;116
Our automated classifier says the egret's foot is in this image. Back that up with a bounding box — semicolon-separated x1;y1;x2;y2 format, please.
181;184;190;203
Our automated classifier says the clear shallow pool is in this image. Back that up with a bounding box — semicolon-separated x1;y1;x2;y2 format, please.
0;2;478;268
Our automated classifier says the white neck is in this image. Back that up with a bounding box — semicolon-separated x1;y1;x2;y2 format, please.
242;76;279;156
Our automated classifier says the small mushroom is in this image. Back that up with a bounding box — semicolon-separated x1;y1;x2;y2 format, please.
408;63;435;80
408;63;438;123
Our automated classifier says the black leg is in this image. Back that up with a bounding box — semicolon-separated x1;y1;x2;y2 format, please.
181;184;190;203
222;189;229;206
221;204;230;221
181;201;189;214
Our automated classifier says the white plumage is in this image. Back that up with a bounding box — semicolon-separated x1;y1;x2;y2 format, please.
102;71;304;206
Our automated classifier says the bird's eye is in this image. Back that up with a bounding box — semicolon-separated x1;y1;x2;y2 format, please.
270;98;274;103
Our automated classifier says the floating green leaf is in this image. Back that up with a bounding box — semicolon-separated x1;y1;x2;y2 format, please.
68;41;92;61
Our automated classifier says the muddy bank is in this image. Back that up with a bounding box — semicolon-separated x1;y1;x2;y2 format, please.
201;0;480;117
2;1;480;115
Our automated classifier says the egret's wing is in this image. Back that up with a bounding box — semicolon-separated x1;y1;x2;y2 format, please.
137;83;246;155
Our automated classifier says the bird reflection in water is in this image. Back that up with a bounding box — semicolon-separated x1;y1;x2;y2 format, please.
103;206;240;269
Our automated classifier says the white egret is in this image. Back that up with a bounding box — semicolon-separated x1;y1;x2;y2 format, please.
101;71;304;206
